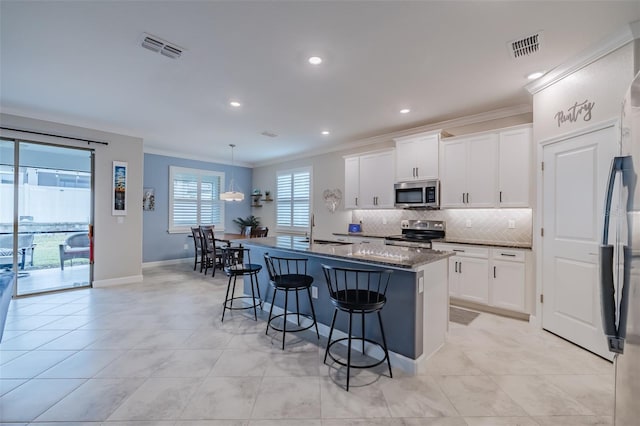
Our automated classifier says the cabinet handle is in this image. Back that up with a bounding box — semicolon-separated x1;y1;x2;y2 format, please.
454;261;458;273
466;193;469;203
462;193;465;203
500;253;516;257
459;262;462;273
499;191;503;203
453;249;465;253
415;167;419;177
493;266;496;278
355;197;358;206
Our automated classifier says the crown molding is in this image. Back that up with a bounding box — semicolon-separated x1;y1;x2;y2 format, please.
526;20;640;95
253;104;532;168
143;146;253;168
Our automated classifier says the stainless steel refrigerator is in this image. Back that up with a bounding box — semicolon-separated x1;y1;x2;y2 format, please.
601;70;640;426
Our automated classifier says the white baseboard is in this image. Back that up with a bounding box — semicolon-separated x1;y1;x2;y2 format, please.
264;301;420;375
142;258;191;269
93;274;143;288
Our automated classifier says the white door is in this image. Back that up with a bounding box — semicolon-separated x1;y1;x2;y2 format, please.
542;125;617;360
499;127;531;207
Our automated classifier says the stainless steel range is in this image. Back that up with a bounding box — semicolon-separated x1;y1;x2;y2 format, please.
384;219;445;249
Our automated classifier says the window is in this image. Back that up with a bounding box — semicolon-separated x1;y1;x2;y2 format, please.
169;166;224;233
276;167;311;232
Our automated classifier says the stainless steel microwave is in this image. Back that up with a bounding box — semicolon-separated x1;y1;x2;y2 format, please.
394;179;439;209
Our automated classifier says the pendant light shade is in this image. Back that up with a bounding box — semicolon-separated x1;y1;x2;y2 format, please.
220;144;245;202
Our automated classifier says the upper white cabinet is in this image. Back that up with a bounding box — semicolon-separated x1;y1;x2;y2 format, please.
440;124;531;208
441;133;498;208
344;156;360;209
498;127;532;207
344;149;395;209
394;131;440;181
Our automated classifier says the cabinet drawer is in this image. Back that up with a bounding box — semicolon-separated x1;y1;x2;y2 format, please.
491;248;524;262
433;243;488;259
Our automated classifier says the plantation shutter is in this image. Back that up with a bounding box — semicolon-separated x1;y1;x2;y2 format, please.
276;168;312;232
169;166;224;232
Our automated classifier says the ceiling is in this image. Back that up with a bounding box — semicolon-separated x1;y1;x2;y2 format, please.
1;1;639;167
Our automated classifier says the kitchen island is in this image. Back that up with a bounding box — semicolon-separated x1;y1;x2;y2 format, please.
239;235;453;374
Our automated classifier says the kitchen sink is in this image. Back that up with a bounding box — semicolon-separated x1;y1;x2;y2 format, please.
304;238;353;246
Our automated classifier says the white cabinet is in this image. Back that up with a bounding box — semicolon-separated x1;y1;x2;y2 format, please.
394;131;440;181
498;127;532;207
490;248;526;312
344;149;395;209
432;242;528;314
433;243;489;303
440;125;531;208
344;156;360;209
440;134;497;208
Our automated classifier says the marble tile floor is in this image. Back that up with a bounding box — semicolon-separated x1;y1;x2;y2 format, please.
0;263;614;425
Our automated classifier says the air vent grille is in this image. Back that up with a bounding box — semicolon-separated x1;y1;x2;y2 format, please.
508;32;543;59
140;33;183;59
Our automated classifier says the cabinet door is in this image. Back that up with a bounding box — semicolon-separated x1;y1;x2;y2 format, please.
466;134;498;207
396;134;440;181
359;150;395;208
490;260;525;312
499;127;531;207
448;256;460;297
344;157;360;209
440;139;467;207
457;257;489;304
395;138;418;182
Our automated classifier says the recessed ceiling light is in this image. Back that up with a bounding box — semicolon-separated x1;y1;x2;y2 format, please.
527;71;544;80
321;130;330;135
229;101;241;108
400;108;411;114
308;56;323;65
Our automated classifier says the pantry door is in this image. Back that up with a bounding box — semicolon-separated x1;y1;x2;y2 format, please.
541;124;616;360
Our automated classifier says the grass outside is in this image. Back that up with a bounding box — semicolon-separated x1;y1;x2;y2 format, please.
31;233;89;269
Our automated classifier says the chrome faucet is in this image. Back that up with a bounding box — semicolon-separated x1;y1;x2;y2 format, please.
309;213;315;244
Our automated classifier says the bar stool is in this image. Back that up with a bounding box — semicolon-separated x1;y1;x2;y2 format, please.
321;265;393;391
221;246;262;321
264;254;319;350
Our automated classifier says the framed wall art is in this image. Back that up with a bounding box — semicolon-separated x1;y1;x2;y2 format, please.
112;161;128;216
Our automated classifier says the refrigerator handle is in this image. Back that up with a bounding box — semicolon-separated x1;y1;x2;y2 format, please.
600;156;635;354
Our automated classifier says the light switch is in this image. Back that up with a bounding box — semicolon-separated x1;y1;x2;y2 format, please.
508;219;516;229
465;219;472;228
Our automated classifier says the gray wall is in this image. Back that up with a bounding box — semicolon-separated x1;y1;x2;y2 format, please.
142;152;252;263
1;113;144;286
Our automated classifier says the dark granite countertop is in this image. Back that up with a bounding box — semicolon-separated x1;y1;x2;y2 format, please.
432;238;532;250
238;236;453;270
332;232;389;239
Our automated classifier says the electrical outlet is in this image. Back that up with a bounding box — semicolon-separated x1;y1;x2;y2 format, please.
183;243;188;250
311;286;318;299
465;219;472;228
382;217;387;224
508;219;516;229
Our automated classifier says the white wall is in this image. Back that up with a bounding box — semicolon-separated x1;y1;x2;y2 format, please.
0;113;144;286
533;42;637;142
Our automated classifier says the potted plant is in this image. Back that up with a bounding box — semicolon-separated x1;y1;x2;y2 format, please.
232;215;261;233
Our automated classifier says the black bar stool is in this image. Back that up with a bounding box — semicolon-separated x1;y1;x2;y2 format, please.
221;246;262;321
321;265;393;391
264;254;319;349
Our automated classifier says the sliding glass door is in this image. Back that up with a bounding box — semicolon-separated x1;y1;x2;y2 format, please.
0;139;94;296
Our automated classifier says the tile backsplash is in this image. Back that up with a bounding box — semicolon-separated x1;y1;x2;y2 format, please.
352;208;533;247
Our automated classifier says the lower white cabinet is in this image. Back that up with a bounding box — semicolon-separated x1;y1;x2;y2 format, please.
490;248;526;312
432;242;527;314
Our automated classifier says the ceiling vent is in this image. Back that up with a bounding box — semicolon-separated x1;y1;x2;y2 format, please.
140;33;183;59
508;31;543;59
261;131;278;138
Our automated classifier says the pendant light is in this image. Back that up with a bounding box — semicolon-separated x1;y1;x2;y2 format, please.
220;144;245;201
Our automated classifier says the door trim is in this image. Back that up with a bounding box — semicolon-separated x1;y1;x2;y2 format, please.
534;118;620;331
